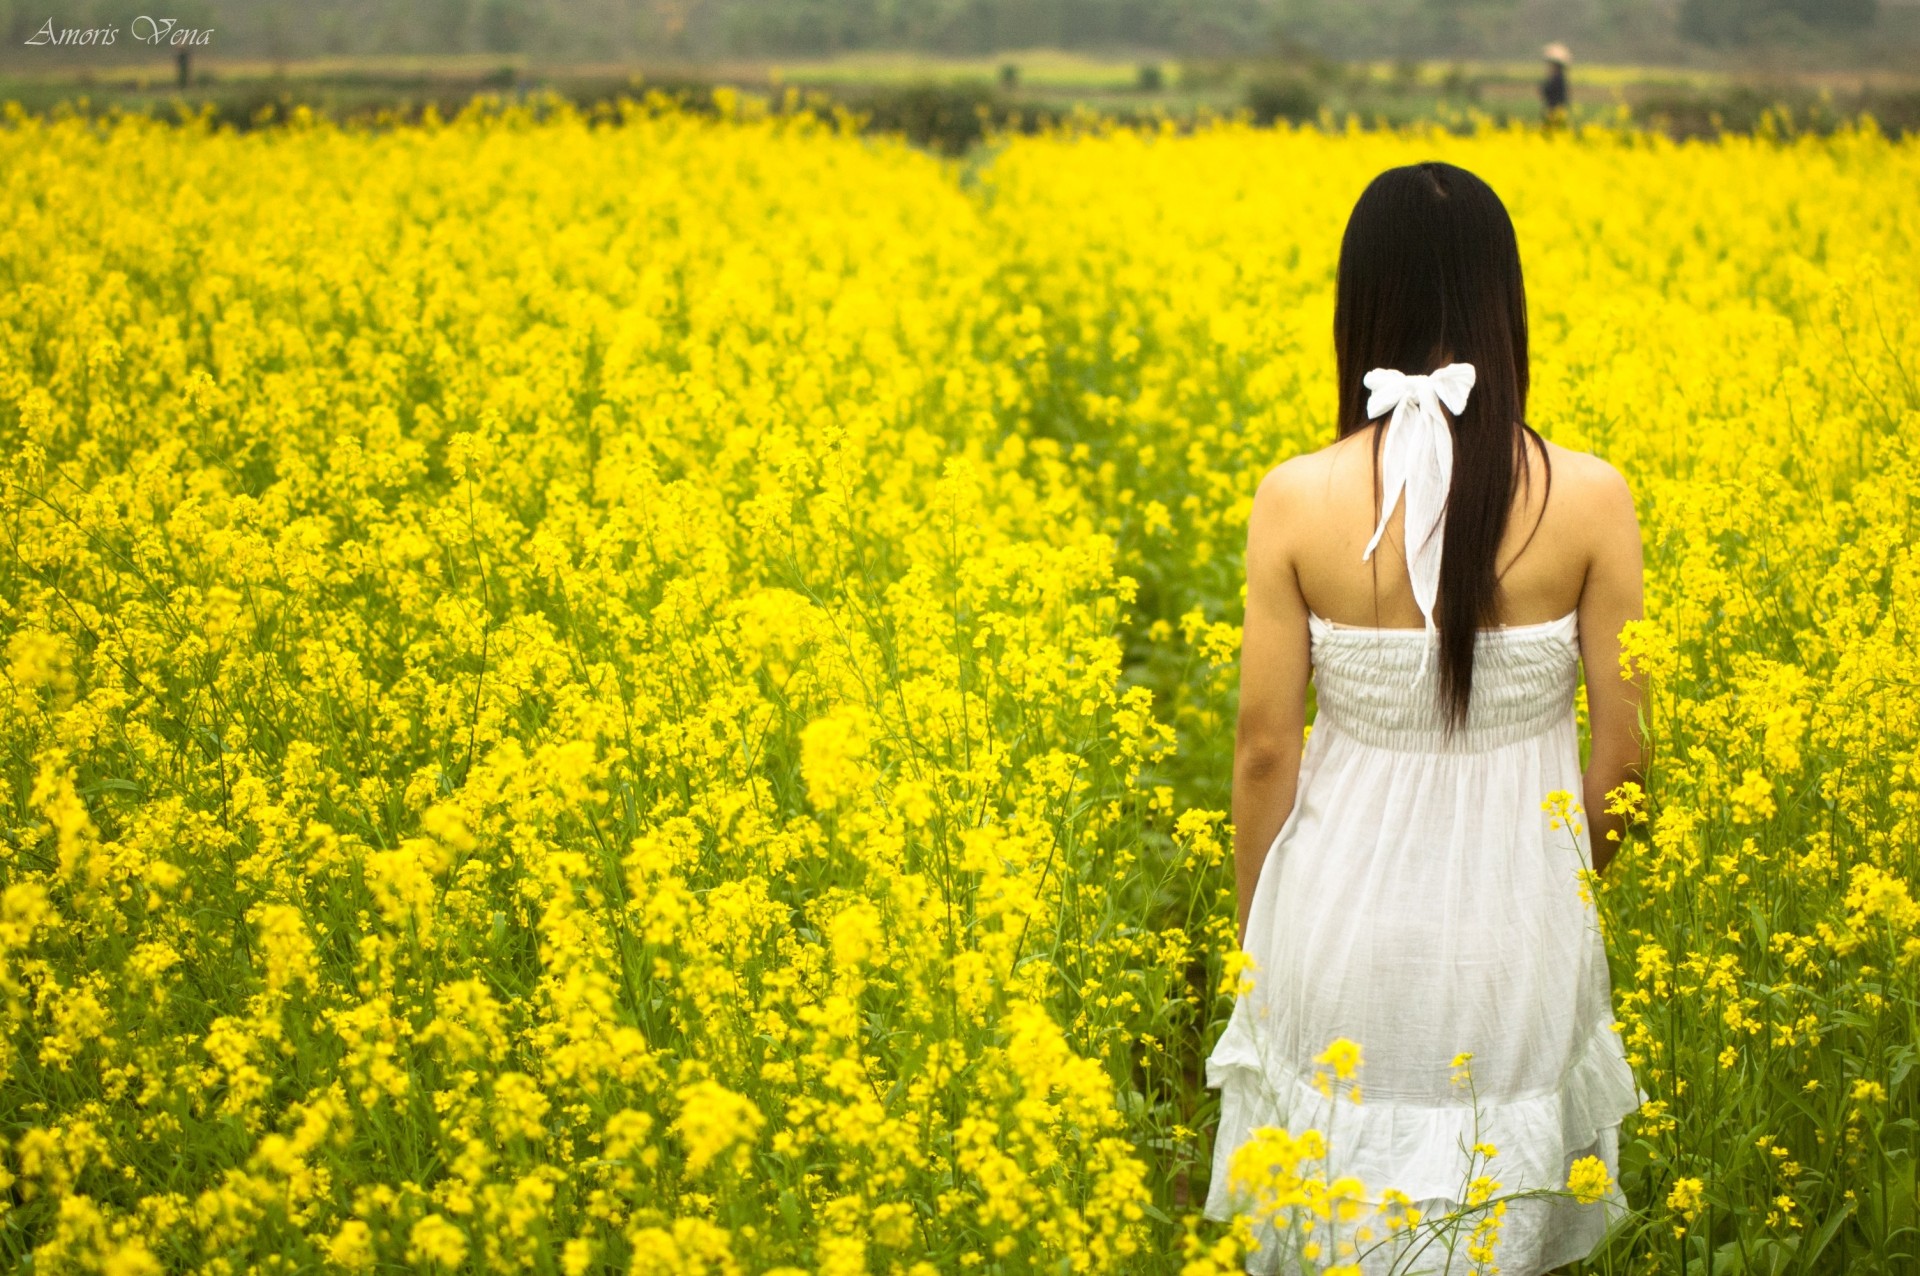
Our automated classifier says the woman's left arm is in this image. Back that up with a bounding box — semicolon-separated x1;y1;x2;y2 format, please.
1232;463;1313;951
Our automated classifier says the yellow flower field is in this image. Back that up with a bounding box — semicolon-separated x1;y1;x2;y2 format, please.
0;95;1915;1273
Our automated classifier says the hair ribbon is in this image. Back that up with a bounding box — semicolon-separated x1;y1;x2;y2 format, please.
1359;362;1477;681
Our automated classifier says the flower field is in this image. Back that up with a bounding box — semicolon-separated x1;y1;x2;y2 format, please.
0;96;1916;1273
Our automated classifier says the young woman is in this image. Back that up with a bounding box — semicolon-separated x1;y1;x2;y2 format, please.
1203;162;1648;1275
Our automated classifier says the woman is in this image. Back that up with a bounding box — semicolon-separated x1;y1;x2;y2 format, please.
1203;162;1647;1274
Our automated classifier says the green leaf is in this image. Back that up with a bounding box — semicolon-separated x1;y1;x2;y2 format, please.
1797;1201;1853;1270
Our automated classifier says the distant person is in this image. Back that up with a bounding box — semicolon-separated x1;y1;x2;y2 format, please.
1541;43;1571;117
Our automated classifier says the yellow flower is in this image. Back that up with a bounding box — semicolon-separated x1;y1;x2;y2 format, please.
1225;1125;1330;1223
406;1214;468;1269
828;899;885;971
99;1246;163;1276
1541;789;1584;836
1314;1037;1363;1080
324;1220;377;1270
801;704;879;810
1568;1155;1613;1205
672;1079;766;1176
1667;1176;1707;1223
1851;1079;1887;1104
491;1071;552;1143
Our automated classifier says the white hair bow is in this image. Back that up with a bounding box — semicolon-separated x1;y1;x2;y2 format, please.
1359;362;1477;680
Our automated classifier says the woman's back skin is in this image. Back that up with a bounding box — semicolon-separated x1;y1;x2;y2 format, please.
1231;424;1646;948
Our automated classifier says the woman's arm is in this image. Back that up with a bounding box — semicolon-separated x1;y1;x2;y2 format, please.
1233;464;1313;951
1576;462;1647;875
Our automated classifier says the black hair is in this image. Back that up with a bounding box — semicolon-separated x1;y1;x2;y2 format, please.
1333;160;1550;731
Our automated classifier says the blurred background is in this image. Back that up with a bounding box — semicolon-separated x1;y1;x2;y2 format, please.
5;0;1918;143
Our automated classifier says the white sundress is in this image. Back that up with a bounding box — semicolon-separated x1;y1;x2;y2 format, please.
1202;608;1647;1276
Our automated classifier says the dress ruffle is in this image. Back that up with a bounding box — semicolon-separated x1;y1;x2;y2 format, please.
1204;1015;1644;1214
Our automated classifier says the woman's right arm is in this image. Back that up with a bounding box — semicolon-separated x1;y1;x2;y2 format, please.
1232;463;1312;950
1575;461;1647;874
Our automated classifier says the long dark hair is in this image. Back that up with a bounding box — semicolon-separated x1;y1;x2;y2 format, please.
1333;161;1549;731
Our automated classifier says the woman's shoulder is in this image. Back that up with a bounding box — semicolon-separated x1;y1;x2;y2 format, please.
1536;438;1637;519
1247;440;1353;563
1249;432;1636;526
1253;431;1368;498
1251;433;1643;502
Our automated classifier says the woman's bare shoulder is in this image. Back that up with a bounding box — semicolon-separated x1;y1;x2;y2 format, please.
1251;447;1309;507
1248;437;1356;557
1244;435;1351;521
1249;432;1637;543
1539;438;1636;519
1255;433;1370;500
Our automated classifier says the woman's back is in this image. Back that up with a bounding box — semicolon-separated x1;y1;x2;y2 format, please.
1285;427;1609;634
